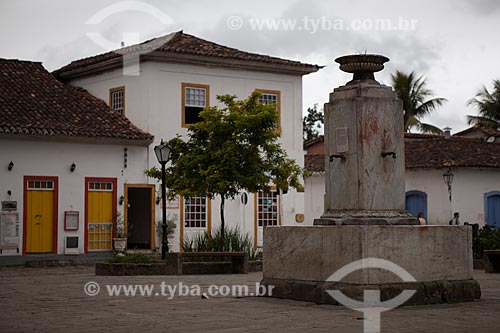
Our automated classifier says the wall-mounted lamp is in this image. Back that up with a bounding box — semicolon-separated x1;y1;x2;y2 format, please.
8;161;14;171
443;168;454;202
156;196;161;205
119;195;124;206
70;162;76;172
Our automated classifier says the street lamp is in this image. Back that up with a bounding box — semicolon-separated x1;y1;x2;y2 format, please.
154;140;171;259
443;168;454;202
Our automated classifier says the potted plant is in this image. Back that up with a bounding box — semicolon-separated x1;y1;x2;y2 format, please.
113;212;127;254
155;217;177;253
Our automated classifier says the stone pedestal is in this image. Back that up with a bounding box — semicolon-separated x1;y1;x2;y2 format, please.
261;226;481;305
262;54;480;306
316;81;417;226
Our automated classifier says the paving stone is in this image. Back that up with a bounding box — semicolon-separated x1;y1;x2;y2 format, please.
0;267;499;332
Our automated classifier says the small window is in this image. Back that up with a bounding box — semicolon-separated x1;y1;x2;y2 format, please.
257;189;280;227
88;182;113;192
182;83;209;127
183;196;208;228
257;89;281;131
109;86;125;115
27;180;54;190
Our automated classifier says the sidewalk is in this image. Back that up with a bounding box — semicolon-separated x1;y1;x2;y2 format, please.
0;266;499;332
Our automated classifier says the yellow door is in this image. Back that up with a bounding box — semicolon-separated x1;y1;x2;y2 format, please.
87;183;113;251
26;182;54;253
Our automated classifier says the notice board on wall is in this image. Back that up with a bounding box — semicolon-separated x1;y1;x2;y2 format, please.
0;212;19;249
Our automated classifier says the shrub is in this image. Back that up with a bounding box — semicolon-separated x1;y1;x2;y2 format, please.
473;225;500;259
182;226;258;260
110;253;153;264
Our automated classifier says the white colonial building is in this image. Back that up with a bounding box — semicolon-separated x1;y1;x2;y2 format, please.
0;59;153;256
0;31;320;256
304;132;500;228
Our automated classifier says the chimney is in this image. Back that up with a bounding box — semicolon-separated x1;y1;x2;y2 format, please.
443;127;452;139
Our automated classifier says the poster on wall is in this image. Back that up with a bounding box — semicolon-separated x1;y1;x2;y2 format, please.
166;196;179;209
0;212;19;249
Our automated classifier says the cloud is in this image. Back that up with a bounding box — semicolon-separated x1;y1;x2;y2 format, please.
457;0;500;15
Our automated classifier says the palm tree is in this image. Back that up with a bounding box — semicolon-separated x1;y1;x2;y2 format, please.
467;80;500;129
391;70;447;134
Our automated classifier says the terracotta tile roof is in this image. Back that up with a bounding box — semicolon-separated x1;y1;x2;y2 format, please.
454;126;500;137
304;136;324;149
305;154;325;173
304;134;500;172
404;136;500;169
53;31;322;79
0;59;153;144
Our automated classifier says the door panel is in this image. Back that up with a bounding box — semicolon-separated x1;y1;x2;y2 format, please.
181;196;210;250
486;194;500;229
255;190;280;248
87;190;113;251
127;187;152;249
26;190;53;253
405;191;427;219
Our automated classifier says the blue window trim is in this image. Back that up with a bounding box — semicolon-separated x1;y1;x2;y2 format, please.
484;191;500;228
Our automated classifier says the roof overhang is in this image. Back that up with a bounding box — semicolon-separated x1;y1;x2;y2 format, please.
0;133;154;146
55;51;323;81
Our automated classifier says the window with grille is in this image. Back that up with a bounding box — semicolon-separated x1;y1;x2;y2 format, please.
109;86;125;114
183;196;207;228
257;190;279;226
27;180;54;190
257;90;280;130
182;83;209;126
88;181;113;191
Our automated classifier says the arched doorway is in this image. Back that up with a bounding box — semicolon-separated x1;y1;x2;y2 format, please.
485;191;500;230
405;191;428;219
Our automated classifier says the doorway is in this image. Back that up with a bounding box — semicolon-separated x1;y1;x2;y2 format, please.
125;185;155;249
24;176;58;254
485;191;500;230
405;190;428;219
85;178;116;252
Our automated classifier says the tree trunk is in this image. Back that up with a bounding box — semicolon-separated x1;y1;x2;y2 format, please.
220;196;225;249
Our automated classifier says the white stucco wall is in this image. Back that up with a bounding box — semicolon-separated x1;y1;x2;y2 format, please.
0;138;149;255
305;167;500;226
406;168;500;225
68;61;308;250
304;173;325;225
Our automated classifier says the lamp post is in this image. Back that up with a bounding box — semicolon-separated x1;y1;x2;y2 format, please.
443;168;454;202
154;140;171;259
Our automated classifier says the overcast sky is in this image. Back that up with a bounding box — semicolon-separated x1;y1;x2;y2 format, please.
1;0;499;133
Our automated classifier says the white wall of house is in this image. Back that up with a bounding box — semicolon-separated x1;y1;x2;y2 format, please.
69;61;307;250
304;173;325;225
407;168;500;225
304;167;500;226
0;138;149;255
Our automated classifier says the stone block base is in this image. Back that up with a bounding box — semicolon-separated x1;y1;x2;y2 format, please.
260;278;481;305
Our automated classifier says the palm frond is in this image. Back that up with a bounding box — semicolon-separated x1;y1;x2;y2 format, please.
418;122;444;134
466;115;500;129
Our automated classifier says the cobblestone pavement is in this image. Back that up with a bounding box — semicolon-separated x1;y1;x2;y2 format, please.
0;266;499;332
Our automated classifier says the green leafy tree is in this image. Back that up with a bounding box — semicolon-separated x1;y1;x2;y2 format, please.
467;79;500;129
391;70;447;134
303;104;324;141
145;92;302;240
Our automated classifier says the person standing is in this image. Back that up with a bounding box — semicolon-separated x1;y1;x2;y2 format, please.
449;212;460;225
417;212;427;225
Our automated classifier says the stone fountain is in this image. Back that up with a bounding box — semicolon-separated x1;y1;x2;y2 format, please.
261;54;480;305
